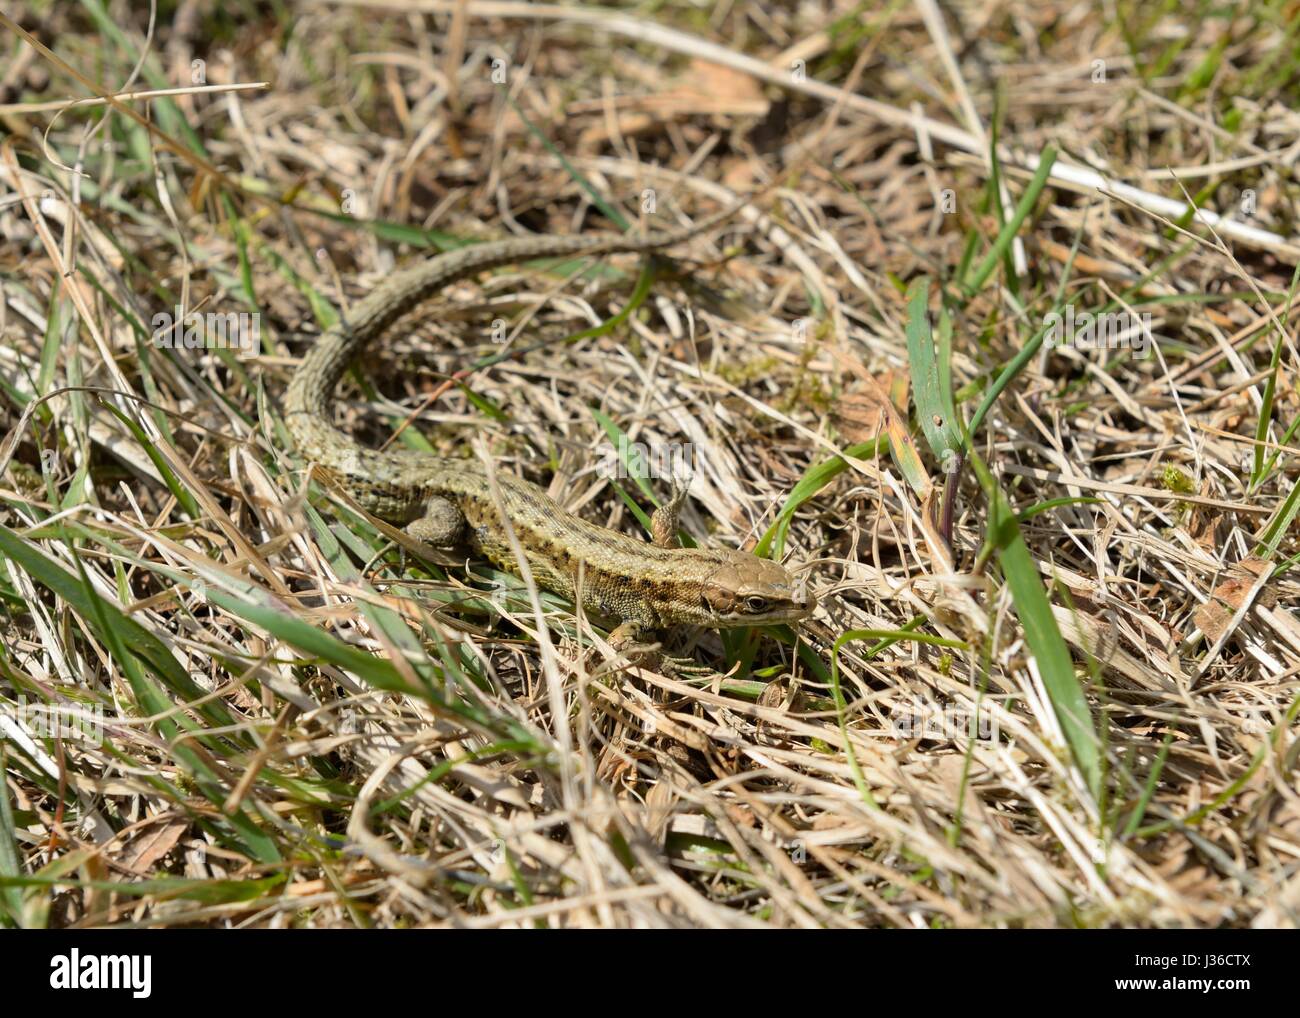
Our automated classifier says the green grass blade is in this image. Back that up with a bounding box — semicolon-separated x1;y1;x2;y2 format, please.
970;453;1102;799
962;145;1058;295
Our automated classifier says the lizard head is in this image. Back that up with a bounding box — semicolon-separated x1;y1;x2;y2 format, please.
700;552;816;628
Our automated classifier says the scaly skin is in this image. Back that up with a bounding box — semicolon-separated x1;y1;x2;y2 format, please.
284;200;815;638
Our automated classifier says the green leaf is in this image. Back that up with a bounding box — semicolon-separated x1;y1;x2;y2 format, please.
0;750;23;927
756;439;884;559
970;454;1102;799
905;277;964;467
962;144;1057;296
0;873;287;904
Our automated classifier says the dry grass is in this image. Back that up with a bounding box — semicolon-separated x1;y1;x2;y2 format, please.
0;0;1298;928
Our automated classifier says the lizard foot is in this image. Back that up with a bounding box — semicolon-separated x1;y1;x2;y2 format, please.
606;622;714;677
659;653;717;679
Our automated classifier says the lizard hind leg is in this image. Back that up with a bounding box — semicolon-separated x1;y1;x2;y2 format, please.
405;496;466;548
650;482;690;549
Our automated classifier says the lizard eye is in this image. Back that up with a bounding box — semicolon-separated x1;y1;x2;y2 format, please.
745;596;769;614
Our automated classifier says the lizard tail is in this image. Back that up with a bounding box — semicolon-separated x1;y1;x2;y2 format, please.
284;188;768;433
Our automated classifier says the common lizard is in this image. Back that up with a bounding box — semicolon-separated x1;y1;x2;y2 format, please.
284;197;815;644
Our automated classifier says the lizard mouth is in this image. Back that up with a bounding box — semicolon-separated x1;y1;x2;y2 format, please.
712;598;817;628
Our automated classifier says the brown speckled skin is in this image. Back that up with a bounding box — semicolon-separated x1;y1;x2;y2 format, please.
284;205;814;634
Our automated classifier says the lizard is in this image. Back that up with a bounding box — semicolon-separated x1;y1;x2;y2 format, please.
283;195;816;647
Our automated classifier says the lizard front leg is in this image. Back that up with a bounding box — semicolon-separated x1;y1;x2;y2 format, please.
605;619;665;668
609;621;647;651
608;620;713;678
